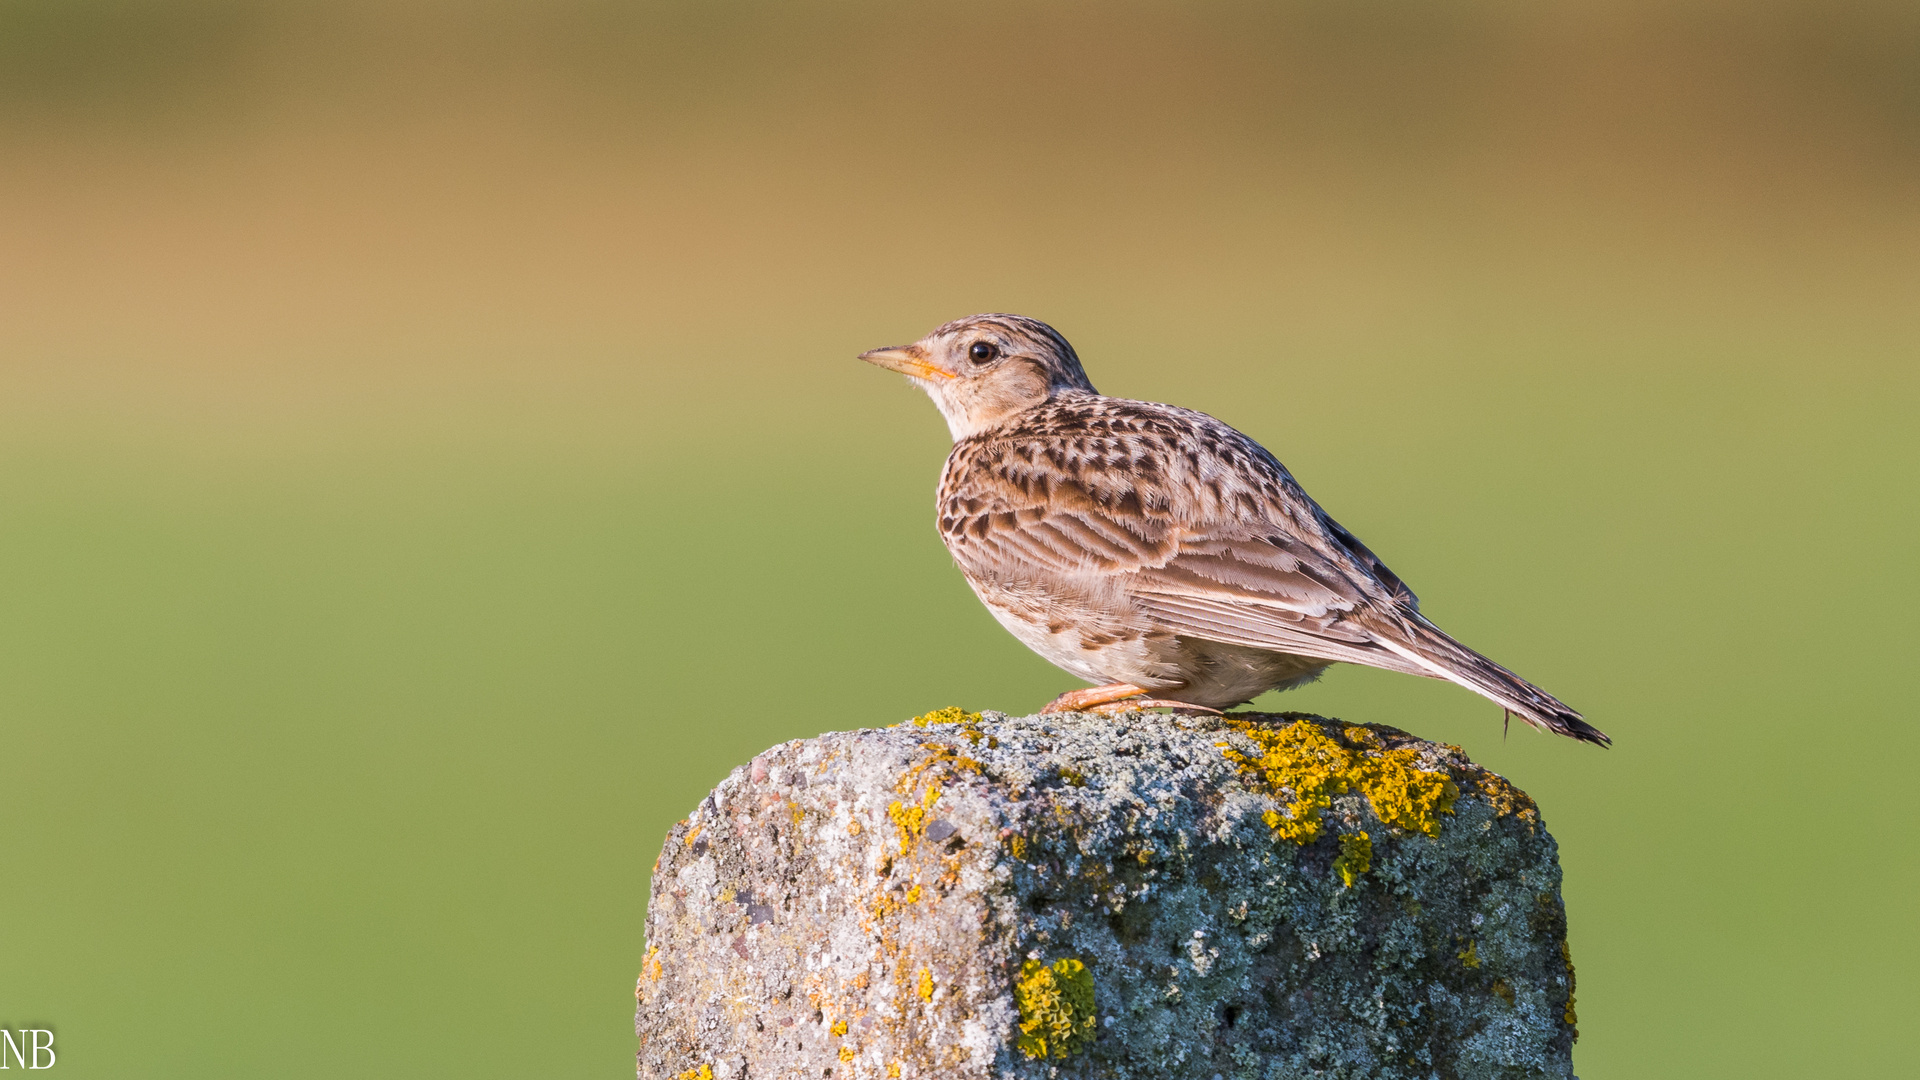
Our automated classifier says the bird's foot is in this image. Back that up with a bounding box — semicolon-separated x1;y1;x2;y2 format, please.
1085;698;1222;716
1040;684;1221;716
1040;683;1150;713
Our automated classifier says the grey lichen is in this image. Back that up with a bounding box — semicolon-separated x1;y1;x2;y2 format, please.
635;711;1577;1079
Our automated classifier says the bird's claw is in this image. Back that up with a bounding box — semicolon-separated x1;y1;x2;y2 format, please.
1084;698;1222;716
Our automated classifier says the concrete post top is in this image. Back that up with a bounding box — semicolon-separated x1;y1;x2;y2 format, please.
638;710;1577;1080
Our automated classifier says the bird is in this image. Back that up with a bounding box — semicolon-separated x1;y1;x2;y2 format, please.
858;313;1608;746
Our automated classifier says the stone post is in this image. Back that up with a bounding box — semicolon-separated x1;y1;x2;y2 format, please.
636;710;1579;1079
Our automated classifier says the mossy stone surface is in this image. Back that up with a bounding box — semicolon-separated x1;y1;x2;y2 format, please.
636;711;1577;1079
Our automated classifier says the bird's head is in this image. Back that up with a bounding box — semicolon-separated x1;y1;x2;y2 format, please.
859;313;1097;440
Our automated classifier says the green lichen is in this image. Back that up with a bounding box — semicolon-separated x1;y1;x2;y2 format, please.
1333;831;1372;887
1217;718;1458;843
1015;957;1096;1060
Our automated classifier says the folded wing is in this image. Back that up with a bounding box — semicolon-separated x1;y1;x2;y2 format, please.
940;408;1608;745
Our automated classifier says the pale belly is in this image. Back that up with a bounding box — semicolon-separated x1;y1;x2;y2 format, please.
967;575;1331;710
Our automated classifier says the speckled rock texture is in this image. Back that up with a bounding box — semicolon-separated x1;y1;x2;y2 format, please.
636;711;1578;1080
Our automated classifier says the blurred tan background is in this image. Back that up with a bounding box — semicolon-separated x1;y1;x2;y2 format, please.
0;2;1915;1076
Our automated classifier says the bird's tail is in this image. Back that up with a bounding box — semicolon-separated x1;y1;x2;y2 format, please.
1369;614;1610;747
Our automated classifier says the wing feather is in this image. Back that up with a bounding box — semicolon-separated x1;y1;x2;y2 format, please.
941;412;1400;652
934;395;1607;745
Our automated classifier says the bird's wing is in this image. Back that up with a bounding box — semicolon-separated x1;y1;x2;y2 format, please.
1316;512;1418;609
940;398;1606;745
939;406;1431;675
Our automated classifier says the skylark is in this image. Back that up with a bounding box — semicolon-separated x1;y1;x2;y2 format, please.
860;314;1607;746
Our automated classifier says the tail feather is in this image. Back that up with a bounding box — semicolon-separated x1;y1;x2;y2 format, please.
1371;615;1610;747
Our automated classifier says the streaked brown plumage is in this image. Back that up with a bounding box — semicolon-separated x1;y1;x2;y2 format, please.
860;314;1608;746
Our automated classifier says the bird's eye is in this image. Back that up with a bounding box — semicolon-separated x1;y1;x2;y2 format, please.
968;341;998;364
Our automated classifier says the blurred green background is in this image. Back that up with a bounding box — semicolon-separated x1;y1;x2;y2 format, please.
0;1;1915;1076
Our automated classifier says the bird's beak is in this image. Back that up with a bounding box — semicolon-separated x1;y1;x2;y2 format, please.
858;344;955;381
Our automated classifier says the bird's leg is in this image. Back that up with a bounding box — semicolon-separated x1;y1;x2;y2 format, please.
1041;683;1151;713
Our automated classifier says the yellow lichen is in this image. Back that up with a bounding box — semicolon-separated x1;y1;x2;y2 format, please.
908;706;979;728
717;887;735;905
1057;766;1086;787
1004;834;1029;860
906;707;998;747
1492;979;1515;1006
1342;727;1458;836
888;1064;901;1078
1014;957;1096;1060
830;1019;848;1037
682;823;703;848
1333;831;1372;887
847;820;862;837
675;1067;712;1080
904;884;922;904
917;967;934;1001
838;1046;855;1062
1458;941;1480;969
1475;770;1540;825
896;744;981;796
867;888;902;922
643;947;662;982
1561;938;1580;1030
887;784;942;851
1218;719;1458;843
